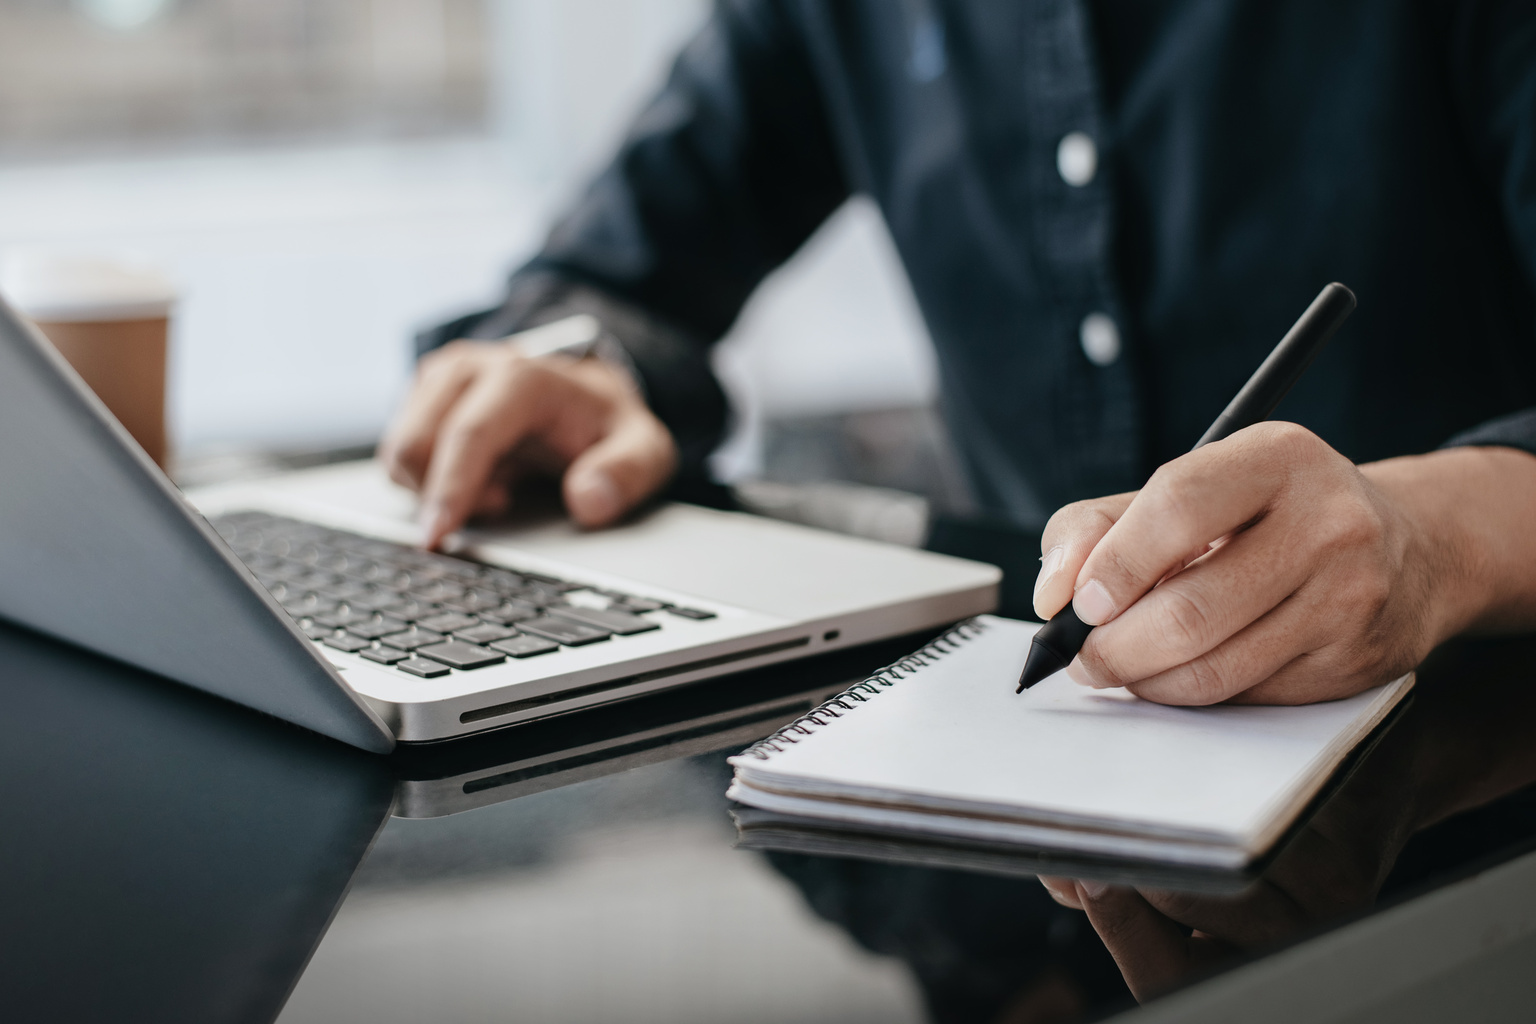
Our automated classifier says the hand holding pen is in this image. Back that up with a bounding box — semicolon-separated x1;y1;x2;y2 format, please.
1017;283;1536;706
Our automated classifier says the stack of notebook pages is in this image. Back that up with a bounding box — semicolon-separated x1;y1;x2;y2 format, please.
727;615;1413;870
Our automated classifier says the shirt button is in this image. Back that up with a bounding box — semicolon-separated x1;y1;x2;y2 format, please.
1080;313;1121;366
1056;131;1098;187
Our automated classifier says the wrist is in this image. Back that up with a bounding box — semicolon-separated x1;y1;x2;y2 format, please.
1361;446;1536;643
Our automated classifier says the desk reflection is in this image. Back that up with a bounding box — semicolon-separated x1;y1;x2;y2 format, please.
7;611;1536;1024
0;620;395;1024
754;635;1536;1021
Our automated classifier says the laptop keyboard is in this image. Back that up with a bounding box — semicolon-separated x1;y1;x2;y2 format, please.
208;510;715;680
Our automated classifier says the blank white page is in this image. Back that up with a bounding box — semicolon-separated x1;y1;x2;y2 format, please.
731;616;1411;848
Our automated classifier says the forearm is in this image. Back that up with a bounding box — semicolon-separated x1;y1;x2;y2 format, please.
1362;445;1536;641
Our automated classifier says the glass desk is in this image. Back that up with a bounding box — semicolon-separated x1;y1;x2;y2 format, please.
4;615;1535;1024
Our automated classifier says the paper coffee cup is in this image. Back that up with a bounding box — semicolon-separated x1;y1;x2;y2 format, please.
1;253;176;468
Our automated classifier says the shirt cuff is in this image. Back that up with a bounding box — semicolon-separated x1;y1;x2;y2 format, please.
1439;408;1536;461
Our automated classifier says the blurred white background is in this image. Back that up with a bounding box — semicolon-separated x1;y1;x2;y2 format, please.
0;0;937;477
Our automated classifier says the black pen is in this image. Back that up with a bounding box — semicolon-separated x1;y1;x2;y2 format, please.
1015;282;1357;692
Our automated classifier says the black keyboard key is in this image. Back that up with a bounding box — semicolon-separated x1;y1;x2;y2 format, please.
385;598;442;622
395;562;451;584
287;568;340;589
346;615;408;640
476;602;539;625
289;543;323;565
441;588;503;614
348;560;392;583
489;634;560;658
518;570;569;587
452;622;518;645
300;620;334;641
612;596;665;613
323;633;372;653
514;584;570;607
416;641;506;670
666;606;717;620
315;552;351;573
343;587;406;613
518;616;611;646
373;569;415;590
415;611;481;634
480;567;528;592
378;626;446;651
551;606;660;636
397;657;451;678
313;607;372;628
359;646;410;665
281;593;337;617
409;580;467;604
317;580;371;602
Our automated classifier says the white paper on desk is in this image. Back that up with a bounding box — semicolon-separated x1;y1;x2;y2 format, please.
729;615;1412;862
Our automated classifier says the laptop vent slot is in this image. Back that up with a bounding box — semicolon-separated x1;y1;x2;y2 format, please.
462;701;814;795
460;636;811;724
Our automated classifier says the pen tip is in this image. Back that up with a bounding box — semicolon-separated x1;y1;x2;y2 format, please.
1015;641;1065;693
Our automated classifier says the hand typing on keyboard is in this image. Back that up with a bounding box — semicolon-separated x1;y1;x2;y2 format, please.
377;340;677;548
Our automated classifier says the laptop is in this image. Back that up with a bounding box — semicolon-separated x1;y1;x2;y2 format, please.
0;297;999;752
389;628;935;818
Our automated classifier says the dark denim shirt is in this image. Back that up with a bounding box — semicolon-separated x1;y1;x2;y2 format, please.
425;0;1536;537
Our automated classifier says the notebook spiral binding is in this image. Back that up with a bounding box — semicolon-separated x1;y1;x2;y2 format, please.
737;617;990;760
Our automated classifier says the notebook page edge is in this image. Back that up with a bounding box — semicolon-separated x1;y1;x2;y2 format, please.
727;778;1248;869
731;764;1238;844
1236;671;1416;856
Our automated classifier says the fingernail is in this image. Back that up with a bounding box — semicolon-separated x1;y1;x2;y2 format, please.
569;469;620;524
1037;876;1073;901
1033;545;1065;607
1066;655;1110;689
1074;579;1117;625
416;500;452;548
1078;879;1109;899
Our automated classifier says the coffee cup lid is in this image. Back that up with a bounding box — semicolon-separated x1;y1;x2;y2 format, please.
0;252;176;322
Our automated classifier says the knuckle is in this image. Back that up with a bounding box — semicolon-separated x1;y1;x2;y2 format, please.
1344;627;1394;675
1079;640;1131;689
441;416;498;453
384;435;428;472
1095;541;1156;594
1266;419;1320;453
1350;568;1394;616
1326;500;1386;550
1179;654;1231;704
1140;467;1204;552
1044;498;1119;546
1154;588;1218;654
382;454;415;487
1264;421;1333;470
426;339;474;367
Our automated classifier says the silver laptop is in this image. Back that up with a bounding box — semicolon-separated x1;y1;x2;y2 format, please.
0;298;998;752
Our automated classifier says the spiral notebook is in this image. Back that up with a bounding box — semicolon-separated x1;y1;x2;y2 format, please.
727;615;1413;869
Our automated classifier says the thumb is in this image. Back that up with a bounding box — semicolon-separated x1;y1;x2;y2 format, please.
562;410;677;528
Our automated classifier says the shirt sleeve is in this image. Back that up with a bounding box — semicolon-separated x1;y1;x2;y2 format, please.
419;0;850;490
1442;2;1536;461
